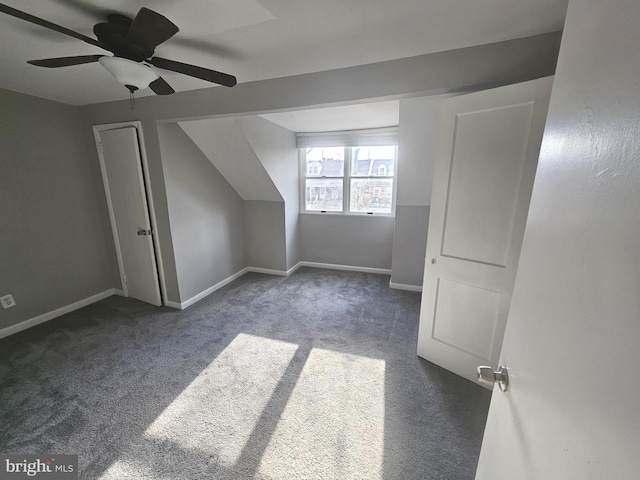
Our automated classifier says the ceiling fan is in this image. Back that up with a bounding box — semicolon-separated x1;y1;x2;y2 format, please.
0;3;237;98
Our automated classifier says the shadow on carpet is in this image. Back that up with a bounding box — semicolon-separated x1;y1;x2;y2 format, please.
0;268;491;479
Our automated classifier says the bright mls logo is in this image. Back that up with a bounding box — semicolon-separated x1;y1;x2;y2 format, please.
0;455;77;479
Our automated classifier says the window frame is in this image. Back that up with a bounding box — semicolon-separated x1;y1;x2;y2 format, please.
299;145;398;216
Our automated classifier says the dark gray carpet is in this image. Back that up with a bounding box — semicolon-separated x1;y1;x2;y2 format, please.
0;268;491;479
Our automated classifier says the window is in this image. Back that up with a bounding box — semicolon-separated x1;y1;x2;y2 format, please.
301;145;397;214
303;147;344;212
307;162;321;176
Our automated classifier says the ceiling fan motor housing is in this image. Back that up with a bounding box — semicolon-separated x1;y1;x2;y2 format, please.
93;16;153;62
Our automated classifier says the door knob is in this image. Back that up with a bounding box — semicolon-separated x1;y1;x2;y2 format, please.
477;365;509;392
137;229;151;236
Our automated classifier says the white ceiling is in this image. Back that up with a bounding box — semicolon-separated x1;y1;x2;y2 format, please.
0;0;568;106
260;101;399;133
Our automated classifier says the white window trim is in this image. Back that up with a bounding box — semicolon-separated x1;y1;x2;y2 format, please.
299;145;398;216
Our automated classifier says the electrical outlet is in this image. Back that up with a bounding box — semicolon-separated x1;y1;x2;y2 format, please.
1;294;16;309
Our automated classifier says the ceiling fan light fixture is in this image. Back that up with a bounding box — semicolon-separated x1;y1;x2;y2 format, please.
1;5;237;98
99;56;159;91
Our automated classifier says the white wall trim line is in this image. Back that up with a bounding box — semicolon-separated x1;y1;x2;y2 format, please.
298;261;391;275
247;263;303;277
0;289;119;339
247;267;289;276
167;261;394;311
177;268;250;310
389;282;423;292
164;300;183;309
286;262;303;275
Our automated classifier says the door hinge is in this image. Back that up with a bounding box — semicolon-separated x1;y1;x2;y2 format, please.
98;142;104;153
122;274;128;283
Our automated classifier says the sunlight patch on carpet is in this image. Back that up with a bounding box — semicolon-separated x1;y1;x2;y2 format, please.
140;333;298;467
99;458;152;479
258;348;386;479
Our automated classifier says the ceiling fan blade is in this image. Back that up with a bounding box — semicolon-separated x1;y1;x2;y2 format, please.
126;8;178;51
148;57;237;87
0;3;106;49
149;77;175;95
28;55;104;68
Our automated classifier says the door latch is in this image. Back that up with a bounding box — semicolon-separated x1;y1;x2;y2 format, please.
137;229;152;236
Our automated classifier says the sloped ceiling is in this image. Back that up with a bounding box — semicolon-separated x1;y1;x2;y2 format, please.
179;118;282;202
0;0;568;105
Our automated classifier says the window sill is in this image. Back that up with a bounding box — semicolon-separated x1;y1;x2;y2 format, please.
300;211;395;218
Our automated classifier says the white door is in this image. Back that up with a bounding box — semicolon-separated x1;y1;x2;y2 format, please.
416;77;552;384
475;0;640;476
98;127;162;306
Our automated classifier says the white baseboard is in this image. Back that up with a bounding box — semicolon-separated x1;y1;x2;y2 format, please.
172;265;300;310
176;268;250;310
0;289;119;339
286;262;303;275
165;261;395;311
297;262;391;275
247;267;288;276
389;282;423;292
164;300;183;309
247;263;303;277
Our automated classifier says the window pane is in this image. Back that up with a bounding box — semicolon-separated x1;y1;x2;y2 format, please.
351;146;396;177
305;147;344;177
350;178;393;213
306;178;343;211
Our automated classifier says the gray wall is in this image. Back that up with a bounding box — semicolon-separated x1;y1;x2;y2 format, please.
390;96;444;287
0;31;561;332
78;33;561;290
300;215;395;269
0;89;117;331
157;123;246;303
236;116;300;270
391;206;430;286
181;115;298;272
244;201;287;271
396;96;445;206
